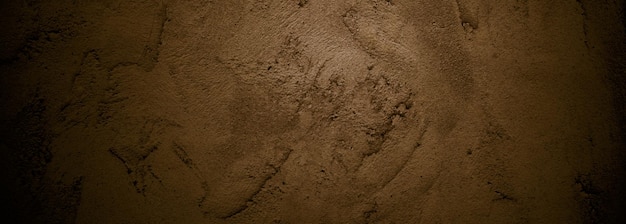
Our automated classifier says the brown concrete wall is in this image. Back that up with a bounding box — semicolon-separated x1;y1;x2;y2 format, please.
1;0;625;223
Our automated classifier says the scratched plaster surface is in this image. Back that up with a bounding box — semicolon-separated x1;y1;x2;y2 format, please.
1;0;625;223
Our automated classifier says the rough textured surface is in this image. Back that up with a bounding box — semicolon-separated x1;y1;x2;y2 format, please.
1;0;625;223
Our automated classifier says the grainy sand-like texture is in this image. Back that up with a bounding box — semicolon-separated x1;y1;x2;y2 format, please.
1;0;625;223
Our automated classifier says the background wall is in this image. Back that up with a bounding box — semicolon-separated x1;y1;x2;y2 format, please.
1;0;625;223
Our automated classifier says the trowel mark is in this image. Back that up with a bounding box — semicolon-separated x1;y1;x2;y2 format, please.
109;145;162;194
200;146;294;219
107;118;181;194
354;108;430;191
455;0;478;30
141;1;168;71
